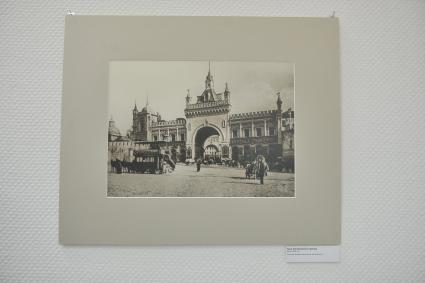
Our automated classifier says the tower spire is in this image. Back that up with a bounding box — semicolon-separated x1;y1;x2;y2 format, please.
276;91;283;112
224;82;230;102
146;94;149;107
205;61;214;90
133;100;138;111
186;89;191;104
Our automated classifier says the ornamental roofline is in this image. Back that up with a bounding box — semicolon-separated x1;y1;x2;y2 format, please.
185;99;230;110
151;119;186;127
229;110;277;120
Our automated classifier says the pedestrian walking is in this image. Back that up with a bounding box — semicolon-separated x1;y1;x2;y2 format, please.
196;158;202;172
257;156;266;184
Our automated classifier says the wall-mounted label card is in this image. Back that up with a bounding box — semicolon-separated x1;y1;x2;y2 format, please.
286;246;340;262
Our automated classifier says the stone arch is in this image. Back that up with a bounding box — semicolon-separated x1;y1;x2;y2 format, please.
192;125;223;159
191;123;225;144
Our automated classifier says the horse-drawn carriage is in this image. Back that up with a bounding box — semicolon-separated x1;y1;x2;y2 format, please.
131;149;175;174
245;163;256;179
245;155;269;179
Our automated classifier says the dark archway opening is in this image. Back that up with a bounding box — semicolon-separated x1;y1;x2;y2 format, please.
194;126;220;159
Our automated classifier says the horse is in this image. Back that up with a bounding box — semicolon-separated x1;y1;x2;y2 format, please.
122;160;134;173
110;159;116;173
111;159;123;174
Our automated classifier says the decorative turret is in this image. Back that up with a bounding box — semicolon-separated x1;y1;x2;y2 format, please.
197;61;218;103
276;92;283;144
141;96;154;114
133;101;138;114
186;89;191;105
276;92;283;113
132;101;138;140
205;61;214;90
184;61;231;118
108;116;121;142
224;82;230;101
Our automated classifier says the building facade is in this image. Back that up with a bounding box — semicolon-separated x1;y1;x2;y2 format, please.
184;66;231;160
109;66;294;169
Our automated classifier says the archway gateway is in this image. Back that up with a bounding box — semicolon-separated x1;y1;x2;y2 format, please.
184;62;232;160
194;126;220;159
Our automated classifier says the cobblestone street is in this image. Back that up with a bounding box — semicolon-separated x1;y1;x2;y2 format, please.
108;164;294;197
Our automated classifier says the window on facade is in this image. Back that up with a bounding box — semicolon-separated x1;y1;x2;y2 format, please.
269;127;275;136
153;135;158;141
256;128;262;137
232;130;238;138
171;134;176;142
290;139;293;149
181;134;185;141
244;129;250;138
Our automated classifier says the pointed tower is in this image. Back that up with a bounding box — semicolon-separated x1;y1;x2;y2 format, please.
183;60;231;161
276;92;283;144
138;95;154;141
108;115;121;142
205;61;214;90
224;82;230;102
201;61;216;102
109;115;115;129
186;89;191;105
132;101;138;140
276;92;283;113
133;100;138;113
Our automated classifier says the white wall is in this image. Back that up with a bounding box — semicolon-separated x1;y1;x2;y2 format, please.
1;1;425;282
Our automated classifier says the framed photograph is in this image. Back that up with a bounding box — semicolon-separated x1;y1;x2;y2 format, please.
60;16;340;244
108;60;295;198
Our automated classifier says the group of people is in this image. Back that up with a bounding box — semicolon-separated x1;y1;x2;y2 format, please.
195;155;270;185
245;156;270;184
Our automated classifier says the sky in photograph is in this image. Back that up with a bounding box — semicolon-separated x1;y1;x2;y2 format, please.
109;61;294;134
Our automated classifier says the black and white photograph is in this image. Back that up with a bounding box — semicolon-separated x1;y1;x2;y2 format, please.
108;61;295;197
